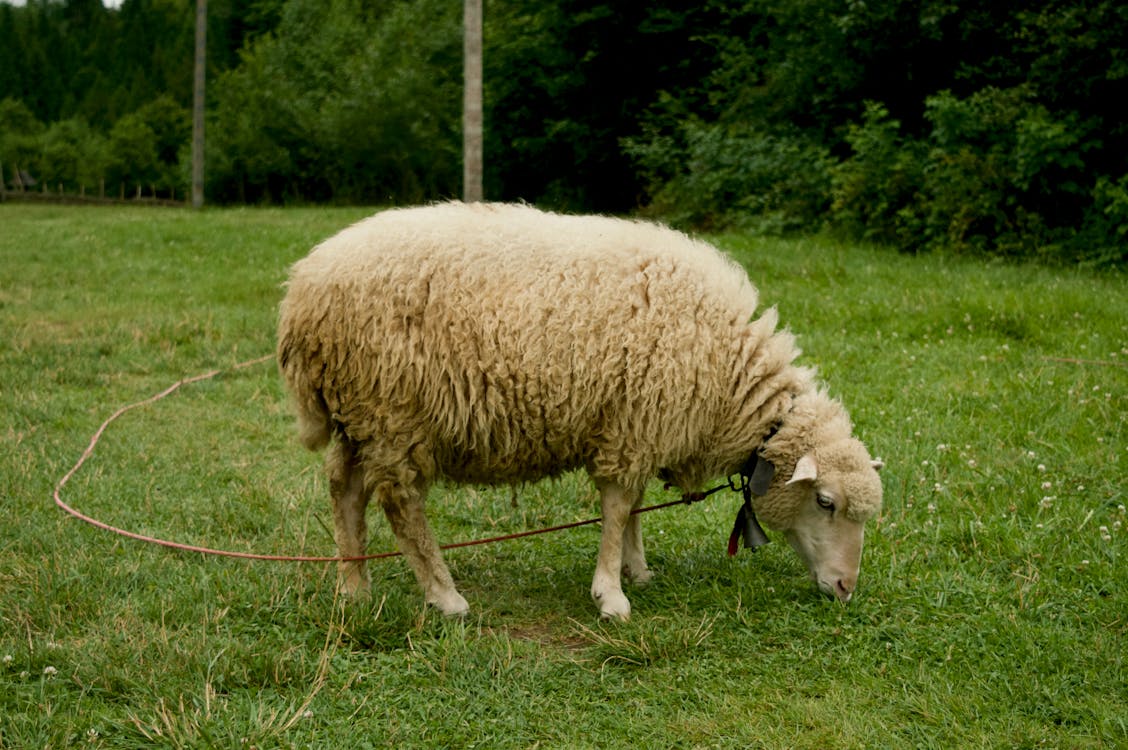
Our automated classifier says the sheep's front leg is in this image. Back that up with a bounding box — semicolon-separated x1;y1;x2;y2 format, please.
591;481;637;620
328;441;371;597
379;479;469;617
621;500;653;585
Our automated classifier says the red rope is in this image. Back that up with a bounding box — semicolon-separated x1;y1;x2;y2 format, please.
53;356;709;563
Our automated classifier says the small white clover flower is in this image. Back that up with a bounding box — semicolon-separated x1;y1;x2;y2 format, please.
927;503;937;514
2;655;12;665
967;459;977;468
1100;526;1112;542
1037;464;1047;472
43;666;57;677
1027;451;1036;459
1040;496;1055;509
1042;481;1053;490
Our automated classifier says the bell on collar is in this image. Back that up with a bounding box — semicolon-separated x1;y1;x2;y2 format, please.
727;499;771;555
742;506;771;549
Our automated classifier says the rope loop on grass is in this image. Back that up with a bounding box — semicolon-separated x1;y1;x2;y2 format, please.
52;355;719;563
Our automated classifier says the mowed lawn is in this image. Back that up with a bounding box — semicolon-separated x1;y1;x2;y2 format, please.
1;203;1124;748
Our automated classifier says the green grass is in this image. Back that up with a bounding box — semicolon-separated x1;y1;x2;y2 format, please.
2;204;1125;748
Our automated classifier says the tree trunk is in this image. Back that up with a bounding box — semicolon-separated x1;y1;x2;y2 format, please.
462;0;483;202
192;0;207;209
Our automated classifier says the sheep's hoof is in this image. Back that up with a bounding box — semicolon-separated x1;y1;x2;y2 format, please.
429;591;470;618
593;589;631;622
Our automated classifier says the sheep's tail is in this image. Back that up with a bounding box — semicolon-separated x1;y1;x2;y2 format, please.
276;334;332;452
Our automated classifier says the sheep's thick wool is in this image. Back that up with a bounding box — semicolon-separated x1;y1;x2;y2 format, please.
278;201;812;495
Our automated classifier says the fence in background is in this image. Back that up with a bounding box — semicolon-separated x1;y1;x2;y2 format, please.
0;165;186;207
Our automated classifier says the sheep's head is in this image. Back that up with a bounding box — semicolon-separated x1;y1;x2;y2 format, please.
753;397;884;602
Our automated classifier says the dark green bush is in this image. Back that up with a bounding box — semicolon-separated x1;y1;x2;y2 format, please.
1073;175;1128;266
830;88;1112;264
830;102;925;247
627;122;833;232
917;87;1080;258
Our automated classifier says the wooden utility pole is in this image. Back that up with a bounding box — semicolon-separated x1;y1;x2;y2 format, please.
462;0;483;202
191;0;207;209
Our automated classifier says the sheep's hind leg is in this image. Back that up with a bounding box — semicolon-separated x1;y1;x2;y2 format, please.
379;478;469;617
591;481;636;621
328;440;372;598
621;497;653;585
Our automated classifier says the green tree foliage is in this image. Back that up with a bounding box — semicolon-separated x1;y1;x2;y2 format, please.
106;111;159;190
483;0;746;211
829;102;925;247
206;0;461;203
0;0;1122;264
38;117;107;190
0;97;44;186
632;0;1126;264
627;123;833;233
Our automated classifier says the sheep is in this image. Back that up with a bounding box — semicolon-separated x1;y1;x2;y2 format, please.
277;201;884;620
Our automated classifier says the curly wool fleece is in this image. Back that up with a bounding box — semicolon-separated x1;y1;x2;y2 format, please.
279;201;835;497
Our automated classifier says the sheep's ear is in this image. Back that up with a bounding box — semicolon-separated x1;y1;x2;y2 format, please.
786;454;818;485
871;459;884;472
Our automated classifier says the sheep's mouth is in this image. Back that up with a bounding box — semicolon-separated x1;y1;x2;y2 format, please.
816;577;853;603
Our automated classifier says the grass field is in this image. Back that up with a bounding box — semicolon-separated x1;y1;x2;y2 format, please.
1;203;1125;748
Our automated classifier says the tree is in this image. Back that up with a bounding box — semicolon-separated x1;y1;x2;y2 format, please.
38;117;107;190
0;98;44;187
106;111;159;190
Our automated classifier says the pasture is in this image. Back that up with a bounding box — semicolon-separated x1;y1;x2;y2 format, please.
1;204;1124;748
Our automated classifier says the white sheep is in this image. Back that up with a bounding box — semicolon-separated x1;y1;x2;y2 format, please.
277;202;884;620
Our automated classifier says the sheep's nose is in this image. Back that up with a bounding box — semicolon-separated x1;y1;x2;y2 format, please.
835;578;855;602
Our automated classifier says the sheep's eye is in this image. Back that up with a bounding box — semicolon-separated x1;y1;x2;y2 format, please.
816;495;836;513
